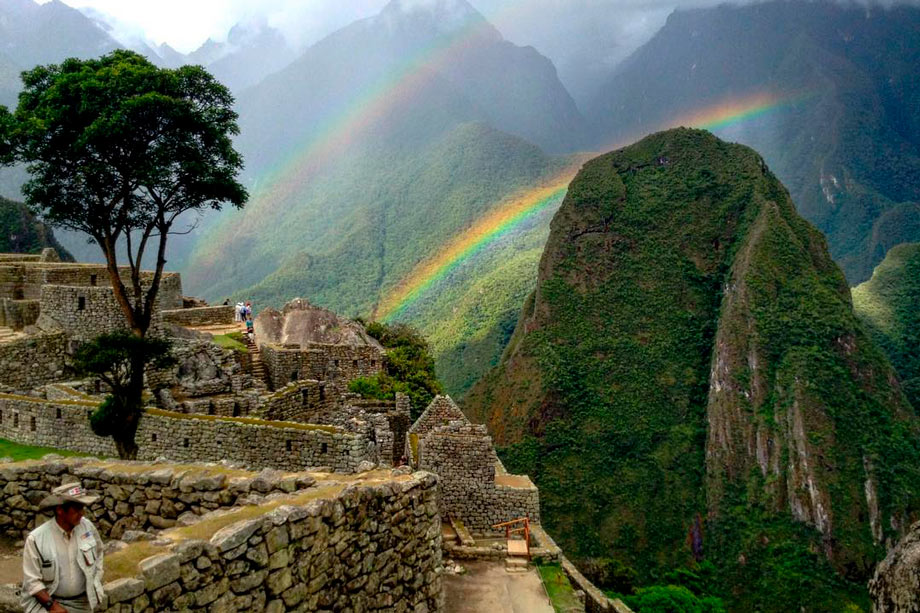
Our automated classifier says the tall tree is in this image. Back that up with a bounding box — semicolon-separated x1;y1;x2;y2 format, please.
0;50;247;458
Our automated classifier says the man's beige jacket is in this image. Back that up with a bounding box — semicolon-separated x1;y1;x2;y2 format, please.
21;517;105;613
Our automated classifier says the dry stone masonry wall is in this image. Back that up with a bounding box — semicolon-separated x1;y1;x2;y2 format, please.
260;342;384;391
0;459;316;540
160;305;235;328
99;470;442;613
0;333;71;391
0;393;376;473
417;421;539;531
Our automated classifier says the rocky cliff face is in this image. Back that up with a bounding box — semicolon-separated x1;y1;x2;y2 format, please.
870;521;920;613
465;128;920;610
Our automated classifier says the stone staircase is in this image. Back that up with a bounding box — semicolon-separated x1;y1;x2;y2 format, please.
245;335;270;388
0;326;24;344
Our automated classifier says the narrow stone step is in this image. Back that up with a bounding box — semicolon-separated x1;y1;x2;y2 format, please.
505;557;529;573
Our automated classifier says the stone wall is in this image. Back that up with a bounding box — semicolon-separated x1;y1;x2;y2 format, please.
0;394;377;473
417;421;540;532
160;305;235;328
36;277;180;342
0;333;71;391
258;379;341;422
0;262;182;307
260;342;384;391
409;395;469;438
0;298;39;329
98;470;442;613
0;459;316;540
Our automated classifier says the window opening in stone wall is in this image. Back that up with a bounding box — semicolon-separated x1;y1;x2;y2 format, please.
301;390;308;403
319;386;325;401
183;438;189;448
77;296;86;311
233;402;241;417
89;274;97;286
291;371;298;381
371;360;376;368
13;288;23;300
86;410;92;420
56;408;62;419
13;413;19;428
321;442;328;454
0;410;3;424
286;440;292;452
353;359;358;368
151;433;157;442
94;380;101;393
30;416;35;431
334;359;339;367
208;402;215;416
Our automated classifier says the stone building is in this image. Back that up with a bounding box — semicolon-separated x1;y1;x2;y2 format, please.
408;395;541;533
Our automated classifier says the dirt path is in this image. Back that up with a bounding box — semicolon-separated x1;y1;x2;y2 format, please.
444;560;553;613
0;537;20;586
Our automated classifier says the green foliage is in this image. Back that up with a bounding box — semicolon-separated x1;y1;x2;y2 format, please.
0;196;72;258
624;585;725;613
347;321;443;419
74;331;174;455
536;564;584;613
0;49;247;338
853;243;920;410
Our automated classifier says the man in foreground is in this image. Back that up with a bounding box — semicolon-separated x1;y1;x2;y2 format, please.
21;482;105;613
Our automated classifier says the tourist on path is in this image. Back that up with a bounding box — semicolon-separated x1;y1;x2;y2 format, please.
21;482;105;613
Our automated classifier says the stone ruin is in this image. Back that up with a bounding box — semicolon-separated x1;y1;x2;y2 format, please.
0;250;635;612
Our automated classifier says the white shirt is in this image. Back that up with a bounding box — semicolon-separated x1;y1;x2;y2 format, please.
49;521;86;598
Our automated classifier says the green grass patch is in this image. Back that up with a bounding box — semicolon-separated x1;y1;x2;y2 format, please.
144;407;341;433
538;564;583;613
0;438;93;462
212;332;248;353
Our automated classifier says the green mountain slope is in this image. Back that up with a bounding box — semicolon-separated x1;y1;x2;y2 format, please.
0;196;72;258
465;129;920;611
853;243;920;410
587;1;920;284
189;122;573;397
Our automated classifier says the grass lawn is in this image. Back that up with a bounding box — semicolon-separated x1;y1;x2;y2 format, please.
212;331;248;353
537;563;583;613
0;438;92;462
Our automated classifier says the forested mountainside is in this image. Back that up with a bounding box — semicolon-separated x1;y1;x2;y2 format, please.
853;243;920;411
587;0;920;284
183;0;592;394
0;196;72;258
465;129;920;611
191;121;576;395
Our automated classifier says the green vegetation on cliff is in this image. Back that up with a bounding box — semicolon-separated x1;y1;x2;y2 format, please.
853;243;920;410
0;196;72;258
349;321;443;419
465;129;920;611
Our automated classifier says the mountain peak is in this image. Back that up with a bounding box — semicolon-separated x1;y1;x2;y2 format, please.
378;0;491;37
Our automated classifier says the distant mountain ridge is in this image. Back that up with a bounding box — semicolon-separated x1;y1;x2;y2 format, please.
586;0;920;284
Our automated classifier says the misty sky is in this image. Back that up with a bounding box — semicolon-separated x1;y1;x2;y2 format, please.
41;0;731;56
37;0;919;100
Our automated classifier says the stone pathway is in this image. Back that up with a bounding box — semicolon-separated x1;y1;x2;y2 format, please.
444;560;554;613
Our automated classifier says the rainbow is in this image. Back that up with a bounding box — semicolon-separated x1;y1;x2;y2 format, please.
374;163;584;320
254;3;531;206
375;89;809;321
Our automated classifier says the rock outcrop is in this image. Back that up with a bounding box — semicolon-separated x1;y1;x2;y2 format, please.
870;521;920;613
465;128;920;610
254;298;382;348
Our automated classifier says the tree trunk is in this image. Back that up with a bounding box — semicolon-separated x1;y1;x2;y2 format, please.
112;352;147;460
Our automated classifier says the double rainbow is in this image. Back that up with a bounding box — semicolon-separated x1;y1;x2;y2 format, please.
376;90;805;320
